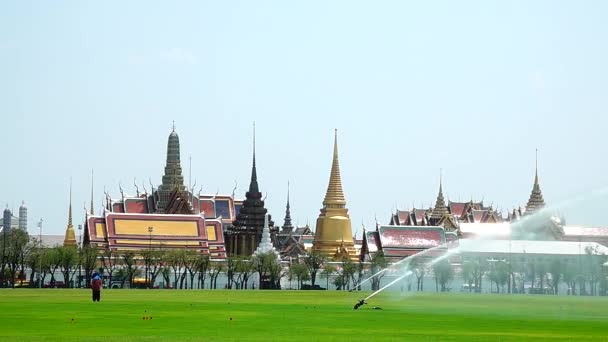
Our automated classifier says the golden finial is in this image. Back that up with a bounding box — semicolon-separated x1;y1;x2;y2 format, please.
322;129;346;207
68;177;73;227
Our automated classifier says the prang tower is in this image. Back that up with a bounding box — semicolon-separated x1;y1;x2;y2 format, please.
312;130;357;260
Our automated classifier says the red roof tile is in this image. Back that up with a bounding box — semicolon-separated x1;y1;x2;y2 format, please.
378;226;445;249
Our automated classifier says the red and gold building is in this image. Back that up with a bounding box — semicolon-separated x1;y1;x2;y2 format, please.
84;127;240;258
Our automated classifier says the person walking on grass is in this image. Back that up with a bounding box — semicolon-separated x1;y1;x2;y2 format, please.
91;272;102;302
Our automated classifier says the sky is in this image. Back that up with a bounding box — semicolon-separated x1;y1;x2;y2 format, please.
1;1;608;236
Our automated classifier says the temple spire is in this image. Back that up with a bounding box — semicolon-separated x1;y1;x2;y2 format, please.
322;129;346;207
249;122;259;193
525;149;545;214
229;123;274;256
282;181;294;233
156;125;186;213
431;169;448;219
63;178;77;247
68;178;73;227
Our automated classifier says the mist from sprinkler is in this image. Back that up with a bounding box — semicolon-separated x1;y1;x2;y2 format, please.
350;185;608;309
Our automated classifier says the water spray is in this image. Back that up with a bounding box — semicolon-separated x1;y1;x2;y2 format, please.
352;247;460;309
351;185;608;309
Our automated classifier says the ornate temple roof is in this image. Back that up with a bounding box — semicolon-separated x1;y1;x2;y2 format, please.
281;184;294;233
430;174;448;220
525;164;546;214
156;126;187;213
232;125;273;232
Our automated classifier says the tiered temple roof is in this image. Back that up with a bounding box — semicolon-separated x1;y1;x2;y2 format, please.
85;127;229;258
226;125;274;256
525;164;545;215
430;175;448;223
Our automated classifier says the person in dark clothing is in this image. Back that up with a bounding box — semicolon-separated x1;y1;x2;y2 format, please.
91;273;102;302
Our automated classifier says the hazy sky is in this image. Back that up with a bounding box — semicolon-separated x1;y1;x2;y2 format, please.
2;1;608;236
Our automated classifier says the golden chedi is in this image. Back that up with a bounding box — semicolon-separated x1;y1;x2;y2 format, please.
312;130;357;261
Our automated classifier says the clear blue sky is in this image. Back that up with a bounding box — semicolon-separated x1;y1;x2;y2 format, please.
2;1;608;235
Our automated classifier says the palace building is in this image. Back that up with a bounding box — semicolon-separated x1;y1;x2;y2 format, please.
362;161;608;261
83;127;234;258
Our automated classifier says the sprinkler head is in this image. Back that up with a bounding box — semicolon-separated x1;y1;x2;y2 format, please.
353;299;367;310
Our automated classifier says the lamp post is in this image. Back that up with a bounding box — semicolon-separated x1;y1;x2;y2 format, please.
38;219;43;288
78;224;82;288
147;226;153;288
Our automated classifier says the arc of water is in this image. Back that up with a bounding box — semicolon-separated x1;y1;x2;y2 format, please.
364;246;461;302
354;242;447;289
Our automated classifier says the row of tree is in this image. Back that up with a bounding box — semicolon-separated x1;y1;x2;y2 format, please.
2;229;606;295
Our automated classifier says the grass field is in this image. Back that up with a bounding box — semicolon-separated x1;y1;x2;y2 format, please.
0;289;606;341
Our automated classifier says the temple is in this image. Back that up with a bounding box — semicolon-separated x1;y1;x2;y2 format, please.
63;181;77;247
224;124;275;256
362;159;608;261
312;130;358;261
84;127;232;258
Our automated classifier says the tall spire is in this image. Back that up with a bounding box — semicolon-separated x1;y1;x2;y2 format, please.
525;149;545;214
431;169;448;219
63;178;77;247
90;169;94;216
156;125;187;213
230;122;274;256
322;129;346;208
313;129;356;261
249;122;259;193
282;181;294;233
68;178;73;227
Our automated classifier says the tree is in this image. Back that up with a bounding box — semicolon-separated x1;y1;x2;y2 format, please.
234;257;254;290
409;257;426;291
25;244;42;287
120;251;138;288
303;252;325;287
432;258;454;292
370;251;388;291
562;259;577;295
181;249;198;289
58;246;78;288
253;252;282;289
461;259;475;292
100;248;118;287
80;246;98;288
289;263;309;289
145;249;166;289
548;258;562;295
196;254;210;289
2;229;29;288
225;256;235;289
166;249;185;289
536;259;548;293
321;264;336;290
488;260;509;293
207;260;223;289
336;257;356;291
45;247;62;287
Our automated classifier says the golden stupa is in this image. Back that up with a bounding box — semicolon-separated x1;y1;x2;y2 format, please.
63;180;77;248
312;130;357;261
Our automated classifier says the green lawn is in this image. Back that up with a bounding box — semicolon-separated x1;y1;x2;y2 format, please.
0;289;606;341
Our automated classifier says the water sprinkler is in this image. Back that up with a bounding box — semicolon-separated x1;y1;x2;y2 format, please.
353;299;367;310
